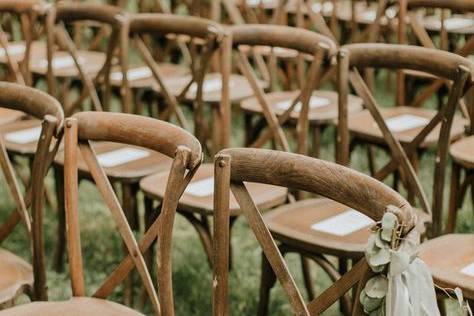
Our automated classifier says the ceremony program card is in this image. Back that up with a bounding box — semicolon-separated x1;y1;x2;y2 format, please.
385;114;429;133
276;96;330;112
97;147;150;168
311;209;374;236
5;126;42;144
185;177;215;197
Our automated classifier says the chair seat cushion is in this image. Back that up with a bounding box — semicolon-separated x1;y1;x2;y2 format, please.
0;297;144;316
0;248;33;305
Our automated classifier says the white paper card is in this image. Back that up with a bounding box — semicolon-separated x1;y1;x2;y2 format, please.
185;177;214;197
441;18;474;30
4;127;42;144
276;96;330;112
311;209;374;236
189;78;233;94
38;56;84;70
0;43;26;57
110;67;152;81
97;147;150;168
385;114;429;133
460;262;474;277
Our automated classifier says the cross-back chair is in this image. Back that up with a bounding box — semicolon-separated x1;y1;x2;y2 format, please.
0;0;48;125
0;82;63;305
135;16;289;268
251;43;473;314
121;13;236;154
0;111;202;316
212;148;417;315
445;85;474;233
233;24;361;157
0;0;46;85
40;2;125;115
340;43;474;237
397;0;474;107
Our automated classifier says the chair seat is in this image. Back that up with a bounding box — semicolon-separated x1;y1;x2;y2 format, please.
264;198;431;259
348;106;467;148
419;234;474;299
54;142;172;182
240;90;363;124
0;248;33;306
0;297;143;316
450;136;474;169
0;119;43;156
238;45;301;60
153;72;262;104
140;163;287;216
0;108;25;126
28;42;106;78
109;63;188;89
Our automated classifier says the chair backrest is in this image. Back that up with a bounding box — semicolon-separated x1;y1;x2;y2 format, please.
0;82;64;301
124;13;228;148
44;2;126;114
212;147;416;315
230;24;336;155
337;43;474;236
63;111;202;315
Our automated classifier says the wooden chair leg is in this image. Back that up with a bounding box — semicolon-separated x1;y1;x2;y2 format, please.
446;162;461;234
53;166;66;272
367;145;376;176
312;126;321;158
300;255;315;300
180;212;213;267
339;258;349;315
121;182;140;306
257;252;277;316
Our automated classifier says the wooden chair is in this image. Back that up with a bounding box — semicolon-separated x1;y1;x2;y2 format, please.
419;234;474;312
0;111;202;315
0;0;47;125
398;0;474;107
212;148;417;315
252;43;472;314
0;82;64;305
136;17;288;267
445;86;474;233
342;43;473;237
40;2;125;115
232;24;362;157
121;13;237;153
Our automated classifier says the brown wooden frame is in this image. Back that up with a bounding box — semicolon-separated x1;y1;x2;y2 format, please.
337;43;473;236
63;111;202;315
212;148;416;315
0;82;64;302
